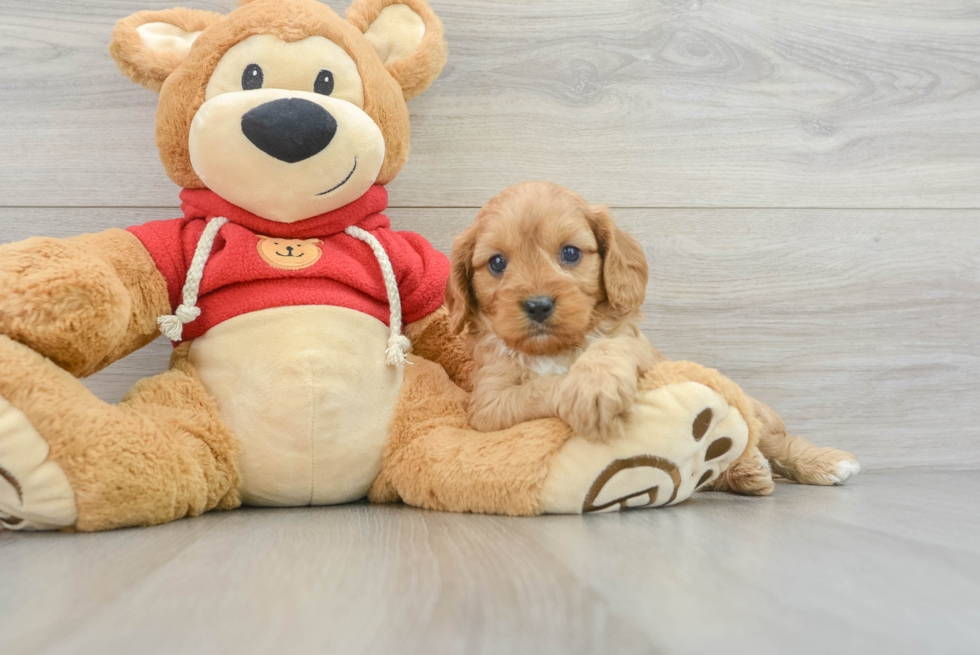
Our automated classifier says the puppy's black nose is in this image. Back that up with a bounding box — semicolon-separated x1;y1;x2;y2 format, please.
523;296;555;323
241;98;337;163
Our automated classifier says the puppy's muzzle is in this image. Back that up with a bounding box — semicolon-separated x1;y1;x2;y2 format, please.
241;98;338;164
523;296;555;323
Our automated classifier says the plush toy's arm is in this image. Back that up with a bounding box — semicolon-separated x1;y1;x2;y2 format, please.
0;229;170;377
404;304;474;391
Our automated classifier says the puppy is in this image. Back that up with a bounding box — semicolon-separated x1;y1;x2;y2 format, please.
447;181;860;497
447;180;661;440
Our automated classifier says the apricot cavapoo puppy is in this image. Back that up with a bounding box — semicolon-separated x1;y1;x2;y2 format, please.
446;180;662;439
446;181;861;496
445;180;782;495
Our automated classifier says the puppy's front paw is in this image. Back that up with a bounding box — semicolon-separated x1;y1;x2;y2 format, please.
557;357;637;439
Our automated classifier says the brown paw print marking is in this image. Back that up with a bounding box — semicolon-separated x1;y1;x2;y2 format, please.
0;515;23;528
583;455;682;513
0;465;23;504
705;437;732;462
695;436;733;491
692;408;713;441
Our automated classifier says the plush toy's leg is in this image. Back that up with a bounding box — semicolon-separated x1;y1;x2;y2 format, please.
539;361;757;512
0;336;240;532
374;357;758;515
752;399;860;485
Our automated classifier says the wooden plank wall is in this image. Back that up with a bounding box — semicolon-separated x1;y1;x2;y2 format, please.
0;0;977;470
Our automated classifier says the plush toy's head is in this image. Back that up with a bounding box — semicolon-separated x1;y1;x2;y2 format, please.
110;0;447;223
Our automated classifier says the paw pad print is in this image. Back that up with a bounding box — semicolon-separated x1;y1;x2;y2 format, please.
582;402;744;513
0;464;25;528
0;394;76;531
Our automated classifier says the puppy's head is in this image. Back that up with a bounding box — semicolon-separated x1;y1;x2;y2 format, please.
448;181;648;356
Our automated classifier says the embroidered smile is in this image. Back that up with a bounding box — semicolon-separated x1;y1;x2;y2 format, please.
315;157;357;196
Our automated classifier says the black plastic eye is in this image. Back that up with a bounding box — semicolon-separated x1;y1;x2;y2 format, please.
314;69;334;95
488;255;507;275
560;245;581;265
242;63;263;90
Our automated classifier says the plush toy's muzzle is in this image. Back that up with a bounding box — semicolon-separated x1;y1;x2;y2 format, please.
241;98;338;164
189;86;386;223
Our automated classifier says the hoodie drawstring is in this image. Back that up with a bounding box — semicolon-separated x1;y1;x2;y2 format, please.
157;217;228;342
344;225;411;367
156;217;411;368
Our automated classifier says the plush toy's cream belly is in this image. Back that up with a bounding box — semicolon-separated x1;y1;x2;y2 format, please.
188;306;403;506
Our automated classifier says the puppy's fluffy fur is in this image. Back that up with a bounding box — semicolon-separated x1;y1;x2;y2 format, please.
448;181;662;440
447;181;861;497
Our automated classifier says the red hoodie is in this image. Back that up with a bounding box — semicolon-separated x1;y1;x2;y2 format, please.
128;186;449;342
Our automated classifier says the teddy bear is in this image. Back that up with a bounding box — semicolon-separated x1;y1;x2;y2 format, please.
0;0;858;532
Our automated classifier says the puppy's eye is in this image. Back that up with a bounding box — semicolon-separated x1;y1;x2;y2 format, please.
242;64;263;90
560;245;581;265
314;69;334;95
488;255;507;275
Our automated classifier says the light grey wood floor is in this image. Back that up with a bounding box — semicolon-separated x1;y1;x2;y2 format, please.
2;469;978;655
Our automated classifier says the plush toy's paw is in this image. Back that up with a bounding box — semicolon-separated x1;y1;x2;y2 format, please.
556;353;637;440
0;393;76;531
540;373;750;514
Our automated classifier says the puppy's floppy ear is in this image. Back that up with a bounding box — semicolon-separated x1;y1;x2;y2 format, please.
589;205;648;314
110;8;223;92
446;223;480;335
347;0;448;100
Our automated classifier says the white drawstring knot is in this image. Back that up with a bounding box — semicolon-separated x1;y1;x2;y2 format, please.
156;216;228;342
385;334;412;367
158;304;202;341
345;225;412;367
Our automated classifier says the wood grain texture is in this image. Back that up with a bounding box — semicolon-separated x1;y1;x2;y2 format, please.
1;469;978;655
2;206;977;470
1;0;979;207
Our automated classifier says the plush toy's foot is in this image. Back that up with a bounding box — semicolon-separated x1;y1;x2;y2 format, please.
540;361;754;514
0;394;77;531
0;335;240;533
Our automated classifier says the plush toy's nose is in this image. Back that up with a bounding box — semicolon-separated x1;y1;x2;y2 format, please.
241;98;337;164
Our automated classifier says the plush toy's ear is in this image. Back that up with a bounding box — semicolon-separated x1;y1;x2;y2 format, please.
589;205;649;315
109;8;223;92
446;223;480;335
346;0;448;100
